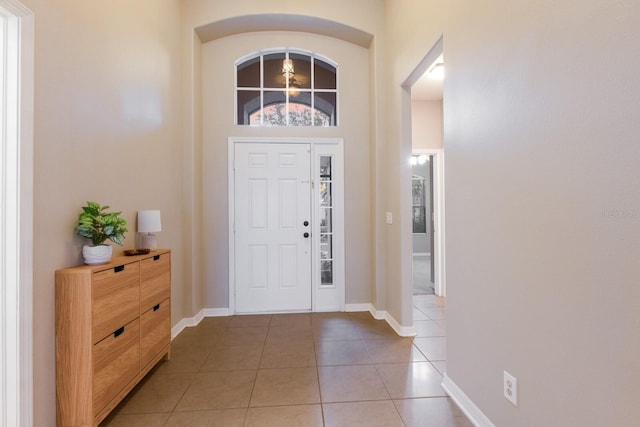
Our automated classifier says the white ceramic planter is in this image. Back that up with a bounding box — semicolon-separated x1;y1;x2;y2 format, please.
82;244;112;265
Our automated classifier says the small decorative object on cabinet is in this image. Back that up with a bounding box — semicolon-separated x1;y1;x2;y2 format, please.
137;210;162;251
55;249;171;427
76;201;128;265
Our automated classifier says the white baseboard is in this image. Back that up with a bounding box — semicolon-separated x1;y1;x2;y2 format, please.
442;374;496;427
384;311;417;337
345;303;416;337
170;307;233;338
202;307;230;317
173;304;417;339
369;307;387;320
171;312;200;339
171;317;200;340
344;303;372;312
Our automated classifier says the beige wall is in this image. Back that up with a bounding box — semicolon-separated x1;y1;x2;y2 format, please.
412;100;443;149
387;0;640;425
201;32;372;307
382;1;447;326
182;0;383;38
22;0;183;424
181;0;385;313
23;0;640;424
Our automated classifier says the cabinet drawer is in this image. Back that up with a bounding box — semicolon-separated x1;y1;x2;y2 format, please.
140;253;171;313
93;319;140;414
92;262;140;342
140;298;171;370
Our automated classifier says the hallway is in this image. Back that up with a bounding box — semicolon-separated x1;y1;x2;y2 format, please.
413;254;434;295
101;296;471;426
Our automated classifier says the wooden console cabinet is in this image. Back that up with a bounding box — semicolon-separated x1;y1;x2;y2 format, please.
55;249;171;427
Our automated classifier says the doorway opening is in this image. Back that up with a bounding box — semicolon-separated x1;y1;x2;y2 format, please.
411;151;444;296
411;153;434;295
403;36;445;319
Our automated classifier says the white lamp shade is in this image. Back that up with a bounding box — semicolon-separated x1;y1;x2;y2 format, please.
138;210;162;233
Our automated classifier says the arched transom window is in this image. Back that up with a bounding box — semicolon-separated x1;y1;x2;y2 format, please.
236;50;338;127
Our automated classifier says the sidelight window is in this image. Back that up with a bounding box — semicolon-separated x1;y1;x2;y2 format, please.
319;156;334;286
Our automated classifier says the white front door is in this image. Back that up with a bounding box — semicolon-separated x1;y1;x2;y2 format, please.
234;143;312;312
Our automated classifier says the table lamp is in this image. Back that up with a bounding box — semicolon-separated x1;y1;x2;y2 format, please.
138;210;161;251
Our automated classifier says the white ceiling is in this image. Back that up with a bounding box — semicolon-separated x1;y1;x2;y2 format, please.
411;71;443;101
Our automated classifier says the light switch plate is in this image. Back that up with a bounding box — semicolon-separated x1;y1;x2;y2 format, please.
385;212;393;224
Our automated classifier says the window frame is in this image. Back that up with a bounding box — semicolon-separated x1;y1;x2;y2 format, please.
235;48;338;127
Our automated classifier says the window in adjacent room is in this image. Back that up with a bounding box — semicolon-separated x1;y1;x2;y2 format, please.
236;49;338;127
412;176;427;233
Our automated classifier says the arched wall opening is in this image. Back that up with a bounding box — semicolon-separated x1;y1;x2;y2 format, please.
180;12;381;321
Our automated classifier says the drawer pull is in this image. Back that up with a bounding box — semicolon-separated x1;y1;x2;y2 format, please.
153;304;160;311
114;265;125;273
153;255;160;261
113;326;125;338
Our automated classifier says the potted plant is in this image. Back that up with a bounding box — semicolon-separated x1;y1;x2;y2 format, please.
76;201;128;265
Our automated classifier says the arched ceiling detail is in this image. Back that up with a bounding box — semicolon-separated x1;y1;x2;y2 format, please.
195;14;374;48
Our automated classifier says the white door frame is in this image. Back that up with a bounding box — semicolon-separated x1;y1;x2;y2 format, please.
0;1;33;426
412;149;446;296
402;35;445;323
228;137;345;314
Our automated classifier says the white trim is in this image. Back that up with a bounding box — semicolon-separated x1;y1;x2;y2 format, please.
0;2;33;427
344;303;373;313
234;49;338;127
227;141;236;315
235;48;338;69
230;136;342;145
186;303;418;337
203;307;231;317
312;143;345;312
228;137;345;315
404;36;444;90
384;311;416;337
171;314;201;339
345;303;416;337
171;308;230;338
412;148;445;297
442;374;497;427
370;308;386;320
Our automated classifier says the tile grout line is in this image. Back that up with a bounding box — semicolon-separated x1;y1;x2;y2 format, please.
161;323;228;426
107;304;457;426
313;339;327;426
389;398;409;427
244;315;272;416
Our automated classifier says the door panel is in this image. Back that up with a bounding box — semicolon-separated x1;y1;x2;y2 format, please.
235;143;312;312
249;179;267;229
249;245;268;289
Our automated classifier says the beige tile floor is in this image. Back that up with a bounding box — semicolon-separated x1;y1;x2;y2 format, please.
101;295;472;427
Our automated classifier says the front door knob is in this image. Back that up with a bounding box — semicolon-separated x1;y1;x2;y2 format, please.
303;220;309;226
303;232;310;238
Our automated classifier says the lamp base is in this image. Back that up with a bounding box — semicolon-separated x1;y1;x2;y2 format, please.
141;233;158;251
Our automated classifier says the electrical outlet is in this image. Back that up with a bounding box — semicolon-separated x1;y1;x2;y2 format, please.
385;212;393;224
504;371;518;406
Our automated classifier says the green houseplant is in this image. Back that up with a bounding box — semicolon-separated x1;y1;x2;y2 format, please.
76;201;128;265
